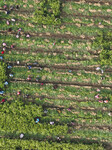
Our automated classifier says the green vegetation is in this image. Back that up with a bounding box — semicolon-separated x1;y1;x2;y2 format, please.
33;0;61;25
0;99;68;136
0;0;112;149
0;62;7;90
93;31;112;65
0;138;104;150
0;99;104;150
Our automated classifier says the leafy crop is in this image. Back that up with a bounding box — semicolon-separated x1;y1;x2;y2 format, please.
0;138;104;150
33;0;61;25
93;31;112;65
0;62;7;90
0;99;68;136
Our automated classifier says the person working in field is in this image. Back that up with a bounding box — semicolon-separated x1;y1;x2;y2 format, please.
0;91;4;95
0;56;3;60
53;84;58;90
9;74;13;77
50;121;54;125
27;75;31;81
4;81;8;86
99;97;110;104
7;65;12;69
34;117;40;123
28;65;31;69
20;133;24;139
1;42;7;54
36;75;41;82
16;28;21;38
17;91;21;95
3;4;7;10
10;44;15;49
0;99;6;104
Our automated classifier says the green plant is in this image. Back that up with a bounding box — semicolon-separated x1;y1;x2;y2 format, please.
0;138;104;150
93;31;112;65
0;62;7;90
33;0;61;25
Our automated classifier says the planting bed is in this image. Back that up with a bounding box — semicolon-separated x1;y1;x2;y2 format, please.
0;0;112;149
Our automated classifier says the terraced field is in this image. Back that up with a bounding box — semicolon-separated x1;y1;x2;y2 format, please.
0;0;112;150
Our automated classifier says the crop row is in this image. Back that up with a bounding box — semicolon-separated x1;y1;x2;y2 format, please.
0;99;112;144
4;61;112;88
1;17;112;30
2;83;111;124
5;47;96;61
6;61;112;72
6;80;112;110
62;11;112;20
0;132;111;148
0;137;105;150
4;54;98;67
65;0;112;5
2;99;112;127
2;46;99;55
5;93;97;102
8;95;112;113
4;83;112;113
10;66;112;87
1;4;112;19
0;30;93;41
4;81;109;104
10;78;112;88
0;135;108;150
1;10;112;40
5;8;112;21
4;92;111;114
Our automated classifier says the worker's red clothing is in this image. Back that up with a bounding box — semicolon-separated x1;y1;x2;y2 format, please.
1;51;4;54
1;99;5;103
17;91;20;95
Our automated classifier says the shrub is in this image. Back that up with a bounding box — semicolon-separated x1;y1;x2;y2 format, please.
33;0;61;25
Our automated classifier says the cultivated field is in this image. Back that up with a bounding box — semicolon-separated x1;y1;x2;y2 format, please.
0;0;112;149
